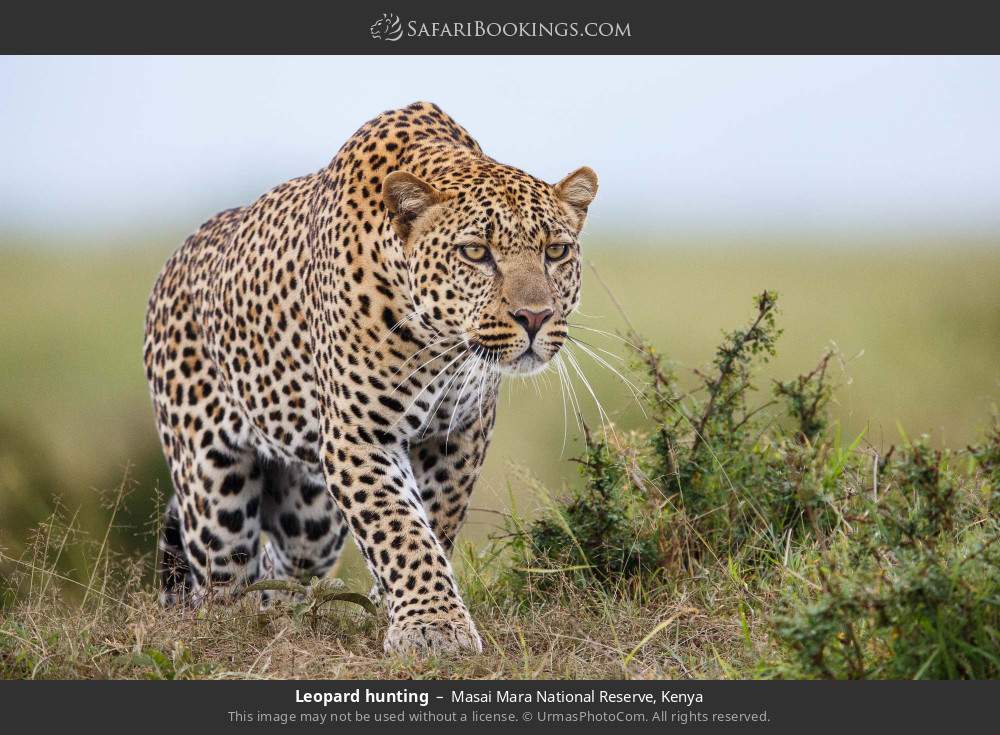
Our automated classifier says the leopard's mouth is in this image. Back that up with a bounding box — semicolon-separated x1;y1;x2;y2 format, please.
470;341;550;376
509;350;548;376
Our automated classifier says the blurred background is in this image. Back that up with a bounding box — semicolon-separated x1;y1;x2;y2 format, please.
1;56;998;573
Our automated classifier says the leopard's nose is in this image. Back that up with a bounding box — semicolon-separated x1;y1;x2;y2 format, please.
510;308;554;342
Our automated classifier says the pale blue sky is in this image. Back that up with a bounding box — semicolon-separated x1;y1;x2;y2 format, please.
3;56;1000;241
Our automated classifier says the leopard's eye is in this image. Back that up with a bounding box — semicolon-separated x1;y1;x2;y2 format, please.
459;244;490;263
545;242;571;261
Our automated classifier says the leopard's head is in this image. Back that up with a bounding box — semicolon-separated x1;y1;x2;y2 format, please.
384;160;598;376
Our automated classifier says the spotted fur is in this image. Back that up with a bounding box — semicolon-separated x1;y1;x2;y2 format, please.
144;102;598;654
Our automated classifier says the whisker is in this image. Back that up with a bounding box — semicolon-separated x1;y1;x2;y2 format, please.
476;354;500;436
564;346;619;446
568;337;648;419
395;344;471;426
529;372;543;399
569;307;604;320
537;364;555;392
390;333;457;379
420;352;476;440
375;307;428;348
554;354;571;456
566;323;642;351
556;353;583;435
566;334;627;364
445;353;481;446
476;360;489;431
390;339;464;396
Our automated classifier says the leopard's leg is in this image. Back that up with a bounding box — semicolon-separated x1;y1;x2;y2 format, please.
321;437;482;655
161;436;266;605
146;260;266;604
409;406;496;554
361;393;496;608
157;495;191;606
260;462;349;585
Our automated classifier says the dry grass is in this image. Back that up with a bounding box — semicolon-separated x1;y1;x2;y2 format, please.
0;572;769;681
0;517;770;680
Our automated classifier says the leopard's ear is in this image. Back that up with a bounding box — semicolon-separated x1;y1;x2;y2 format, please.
554;166;599;232
382;171;448;241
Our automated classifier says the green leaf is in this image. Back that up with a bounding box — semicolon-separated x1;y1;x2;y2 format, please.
315;591;379;617
245;579;308;595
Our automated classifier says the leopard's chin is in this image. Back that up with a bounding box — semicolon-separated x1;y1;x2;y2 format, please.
500;349;552;377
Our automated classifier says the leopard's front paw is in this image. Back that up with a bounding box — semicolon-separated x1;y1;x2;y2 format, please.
384;614;483;656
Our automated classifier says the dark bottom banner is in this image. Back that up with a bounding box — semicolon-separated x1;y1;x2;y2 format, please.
0;680;993;732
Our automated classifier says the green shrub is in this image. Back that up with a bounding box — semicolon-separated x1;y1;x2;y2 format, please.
497;292;1000;678
771;439;999;679
518;438;663;590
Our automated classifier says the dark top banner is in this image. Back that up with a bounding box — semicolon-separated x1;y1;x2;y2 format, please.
2;0;1000;53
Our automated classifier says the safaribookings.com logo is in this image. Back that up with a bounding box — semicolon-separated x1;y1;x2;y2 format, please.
370;13;631;42
370;13;404;41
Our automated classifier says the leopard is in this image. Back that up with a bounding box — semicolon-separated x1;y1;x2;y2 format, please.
144;101;598;655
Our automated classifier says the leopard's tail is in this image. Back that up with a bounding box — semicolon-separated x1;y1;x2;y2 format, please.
157;495;191;606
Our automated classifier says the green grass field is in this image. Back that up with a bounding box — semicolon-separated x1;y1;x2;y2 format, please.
1;235;998;552
1;233;998;679
1;234;996;680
